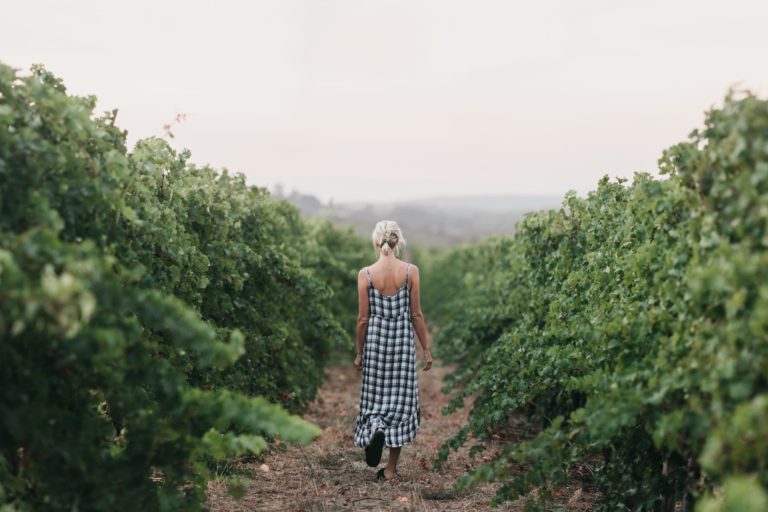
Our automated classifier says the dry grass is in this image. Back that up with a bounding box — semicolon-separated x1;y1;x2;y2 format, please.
207;357;599;511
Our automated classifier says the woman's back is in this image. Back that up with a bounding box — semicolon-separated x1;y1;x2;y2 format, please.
365;260;411;296
365;263;412;320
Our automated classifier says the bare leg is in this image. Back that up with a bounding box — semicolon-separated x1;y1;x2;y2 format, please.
384;447;401;479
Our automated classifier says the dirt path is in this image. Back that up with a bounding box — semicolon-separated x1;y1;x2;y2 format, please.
207;359;597;511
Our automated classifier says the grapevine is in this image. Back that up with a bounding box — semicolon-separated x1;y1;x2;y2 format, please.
0;63;368;511
426;92;768;511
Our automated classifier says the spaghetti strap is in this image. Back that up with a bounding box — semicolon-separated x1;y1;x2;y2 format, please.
364;267;372;285
405;264;411;287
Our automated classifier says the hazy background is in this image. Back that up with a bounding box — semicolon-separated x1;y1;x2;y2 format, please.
4;0;768;244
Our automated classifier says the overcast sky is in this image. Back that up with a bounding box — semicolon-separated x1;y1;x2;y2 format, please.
4;0;768;203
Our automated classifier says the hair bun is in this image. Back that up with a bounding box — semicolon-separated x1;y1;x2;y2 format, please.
372;220;406;256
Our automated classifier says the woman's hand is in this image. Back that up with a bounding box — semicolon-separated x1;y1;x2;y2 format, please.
354;353;363;371
422;349;433;371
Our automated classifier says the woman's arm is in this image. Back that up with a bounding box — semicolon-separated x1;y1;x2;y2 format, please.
354;269;369;370
408;266;433;371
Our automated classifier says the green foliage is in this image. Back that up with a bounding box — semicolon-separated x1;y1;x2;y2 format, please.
0;63;366;510
696;476;768;512
426;92;768;510
302;219;371;343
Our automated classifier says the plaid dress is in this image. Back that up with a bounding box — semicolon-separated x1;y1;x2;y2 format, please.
354;265;420;448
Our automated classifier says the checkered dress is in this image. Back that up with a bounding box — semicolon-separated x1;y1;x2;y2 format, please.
354;265;420;449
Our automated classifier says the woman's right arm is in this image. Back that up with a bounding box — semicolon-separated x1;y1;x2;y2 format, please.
354;269;369;370
408;266;433;371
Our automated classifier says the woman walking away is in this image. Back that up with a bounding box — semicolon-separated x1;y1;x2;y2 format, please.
353;220;433;483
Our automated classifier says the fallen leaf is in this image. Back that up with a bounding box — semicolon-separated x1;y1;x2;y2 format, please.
396;496;409;503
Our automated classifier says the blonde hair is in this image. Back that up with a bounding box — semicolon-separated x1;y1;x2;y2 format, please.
372;220;405;257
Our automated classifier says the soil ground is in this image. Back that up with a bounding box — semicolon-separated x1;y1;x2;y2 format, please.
207;359;599;511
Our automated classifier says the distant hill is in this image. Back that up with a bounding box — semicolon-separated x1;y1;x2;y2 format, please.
346;195;563;214
273;189;563;249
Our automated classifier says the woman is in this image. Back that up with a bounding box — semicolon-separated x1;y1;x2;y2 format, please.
353;220;433;482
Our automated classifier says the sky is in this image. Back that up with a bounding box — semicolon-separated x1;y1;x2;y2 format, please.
3;0;768;203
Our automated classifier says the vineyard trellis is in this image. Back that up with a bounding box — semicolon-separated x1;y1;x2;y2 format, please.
0;63;369;511
425;92;768;511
